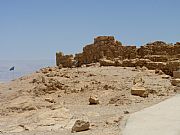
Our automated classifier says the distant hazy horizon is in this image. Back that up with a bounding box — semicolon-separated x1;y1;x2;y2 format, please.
0;59;55;82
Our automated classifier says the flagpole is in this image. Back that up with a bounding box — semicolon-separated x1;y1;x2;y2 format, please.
9;66;15;81
13;70;14;80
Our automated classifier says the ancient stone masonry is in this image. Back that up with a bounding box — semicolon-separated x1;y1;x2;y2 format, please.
56;36;180;76
56;52;75;68
137;41;180;59
74;36;137;66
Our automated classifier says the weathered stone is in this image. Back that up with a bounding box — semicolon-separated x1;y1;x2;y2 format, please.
56;52;75;68
133;74;145;87
171;78;180;86
162;75;170;79
165;60;180;76
99;58;116;66
174;86;180;93
141;66;148;71
146;62;166;70
105;116;122;125
71;120;90;133
45;97;55;103
89;95;99;105
155;69;164;75
144;55;168;62
131;86;148;98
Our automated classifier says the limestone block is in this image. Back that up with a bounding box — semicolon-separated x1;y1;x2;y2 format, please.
131;86;148;98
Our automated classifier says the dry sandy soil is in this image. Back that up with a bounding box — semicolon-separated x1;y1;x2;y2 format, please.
0;65;176;135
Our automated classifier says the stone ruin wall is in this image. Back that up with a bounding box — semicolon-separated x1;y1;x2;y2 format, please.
74;36;137;66
56;52;75;68
56;36;180;76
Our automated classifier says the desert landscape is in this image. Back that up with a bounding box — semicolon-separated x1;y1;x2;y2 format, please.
0;36;180;135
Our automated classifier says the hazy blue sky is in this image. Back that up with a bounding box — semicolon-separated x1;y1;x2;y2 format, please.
0;0;180;60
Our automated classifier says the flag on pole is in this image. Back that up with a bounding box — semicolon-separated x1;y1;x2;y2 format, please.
9;66;15;71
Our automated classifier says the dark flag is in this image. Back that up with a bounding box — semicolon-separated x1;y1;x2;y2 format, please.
9;66;15;71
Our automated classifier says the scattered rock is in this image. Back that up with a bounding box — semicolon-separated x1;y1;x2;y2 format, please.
109;96;132;105
174;86;180;93
133;74;145;87
58;64;63;69
135;66;141;69
45;97;56;103
71;120;90;133
105;116;122;125
171;78;180;86
89;95;99;105
109;96;120;104
141;66;148;71
155;69;164;75
103;84;109;90
131;86;148;98
124;111;129;114
162;75;170;79
47;73;55;77
32;76;46;84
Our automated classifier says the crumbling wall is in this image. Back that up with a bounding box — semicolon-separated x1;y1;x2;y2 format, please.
137;41;180;58
74;36;137;65
56;36;180;76
56;52;75;68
